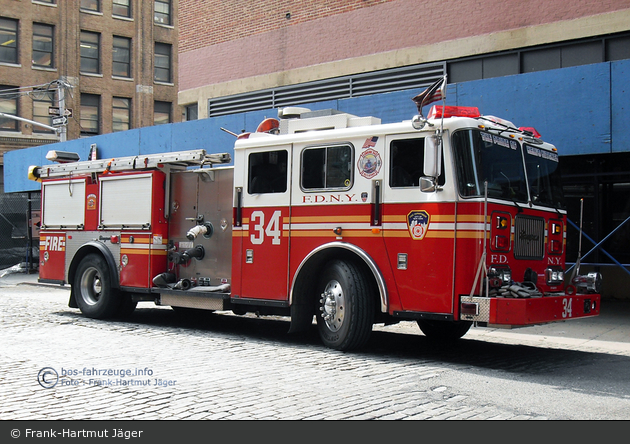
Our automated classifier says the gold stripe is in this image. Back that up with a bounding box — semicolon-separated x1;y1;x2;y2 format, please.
290;230;381;238
457;215;486;222
121;249;167;255
289;215;371;223
382;214;457;223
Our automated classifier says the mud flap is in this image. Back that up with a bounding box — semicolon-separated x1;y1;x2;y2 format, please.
287;301;314;334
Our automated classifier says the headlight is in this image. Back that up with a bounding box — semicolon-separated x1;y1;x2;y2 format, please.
489;266;511;285
545;267;564;285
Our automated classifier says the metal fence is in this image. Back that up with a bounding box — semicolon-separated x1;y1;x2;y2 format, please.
0;191;40;271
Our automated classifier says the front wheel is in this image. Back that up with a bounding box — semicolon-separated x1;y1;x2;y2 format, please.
74;254;121;319
417;319;472;340
316;260;375;351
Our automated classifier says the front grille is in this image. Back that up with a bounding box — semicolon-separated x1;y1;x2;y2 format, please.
514;216;545;259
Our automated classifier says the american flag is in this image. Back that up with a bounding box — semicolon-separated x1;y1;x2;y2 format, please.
362;136;378;148
412;76;446;114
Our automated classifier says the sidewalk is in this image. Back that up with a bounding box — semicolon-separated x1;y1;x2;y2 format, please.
2;267;629;353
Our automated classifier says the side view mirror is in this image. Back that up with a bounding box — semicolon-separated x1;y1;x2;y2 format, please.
423;134;442;178
422;133;442;192
420;177;437;192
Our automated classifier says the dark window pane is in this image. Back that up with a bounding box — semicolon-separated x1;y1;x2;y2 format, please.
32;23;54;67
80;31;100;74
33;96;55;133
185;104;198;121
80;0;100;12
0;18;18;64
113;0;131;18
112;97;130;132
154;0;171;25
607;36;630;61
154;101;170;125
80;93;100;135
483;53;519;78
0;85;18;131
301;145;352;190
561;42;602;68
522;47;561;73
448;59;482;83
112;36;131;77
248;150;288;194
154;43;171;83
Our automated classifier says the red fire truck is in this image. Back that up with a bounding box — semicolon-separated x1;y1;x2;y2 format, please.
30;101;602;351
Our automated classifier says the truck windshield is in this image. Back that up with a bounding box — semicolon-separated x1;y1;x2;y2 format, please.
452;129;528;202
452;129;565;209
523;145;565;209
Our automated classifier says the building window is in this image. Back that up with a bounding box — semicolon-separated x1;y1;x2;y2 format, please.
113;0;131;18
112;36;131;78
32;23;54;68
80;93;100;136
34;1;56;4
80;31;100;74
0;85;18;131
185;104;198;121
80;0;100;12
154;0;171;25
154;101;171;125
32;94;55;133
154;42;171;83
0;18;18;65
113;97;131;132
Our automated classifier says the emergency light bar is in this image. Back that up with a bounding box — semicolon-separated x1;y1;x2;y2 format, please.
427;105;481;119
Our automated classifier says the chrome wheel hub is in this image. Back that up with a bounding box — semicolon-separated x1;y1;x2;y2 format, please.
319;280;345;332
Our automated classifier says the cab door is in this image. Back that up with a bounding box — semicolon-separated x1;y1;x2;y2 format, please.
382;134;455;315
238;146;292;301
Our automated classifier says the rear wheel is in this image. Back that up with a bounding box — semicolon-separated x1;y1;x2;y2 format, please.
316;260;375;351
74;254;121;319
417;319;472;340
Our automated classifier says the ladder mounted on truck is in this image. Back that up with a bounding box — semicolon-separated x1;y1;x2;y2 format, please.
29;149;231;180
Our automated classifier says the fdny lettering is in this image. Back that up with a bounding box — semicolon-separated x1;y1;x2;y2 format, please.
548;256;562;265
44;235;66;251
302;194;357;204
490;254;508;264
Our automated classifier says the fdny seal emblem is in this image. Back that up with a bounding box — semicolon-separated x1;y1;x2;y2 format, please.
407;210;430;240
357;148;382;179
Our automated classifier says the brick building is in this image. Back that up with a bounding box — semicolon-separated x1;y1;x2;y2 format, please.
175;0;630;298
177;0;630;115
0;0;179;267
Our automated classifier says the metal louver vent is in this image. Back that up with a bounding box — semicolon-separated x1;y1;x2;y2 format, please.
208;62;446;117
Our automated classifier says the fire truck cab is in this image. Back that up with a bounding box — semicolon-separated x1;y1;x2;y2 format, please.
33;103;602;351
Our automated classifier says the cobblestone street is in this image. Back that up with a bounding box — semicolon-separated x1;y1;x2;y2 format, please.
2;281;630;421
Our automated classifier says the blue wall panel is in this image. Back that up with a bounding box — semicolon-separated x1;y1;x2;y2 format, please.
612;59;630;154
454;64;612;156
4;61;630;193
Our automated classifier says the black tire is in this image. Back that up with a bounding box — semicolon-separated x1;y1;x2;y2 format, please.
74;254;121;319
316;260;375;351
417;319;472;340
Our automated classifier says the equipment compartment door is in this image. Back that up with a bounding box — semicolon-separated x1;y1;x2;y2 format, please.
239;146;291;301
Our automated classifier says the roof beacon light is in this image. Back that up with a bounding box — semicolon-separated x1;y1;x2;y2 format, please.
427;105;480;120
46;150;80;163
519;127;542;138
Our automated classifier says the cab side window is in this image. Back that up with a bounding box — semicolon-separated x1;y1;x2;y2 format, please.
248;150;288;194
389;138;445;187
301;144;353;191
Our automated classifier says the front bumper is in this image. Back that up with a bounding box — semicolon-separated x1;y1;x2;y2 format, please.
460;293;600;326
